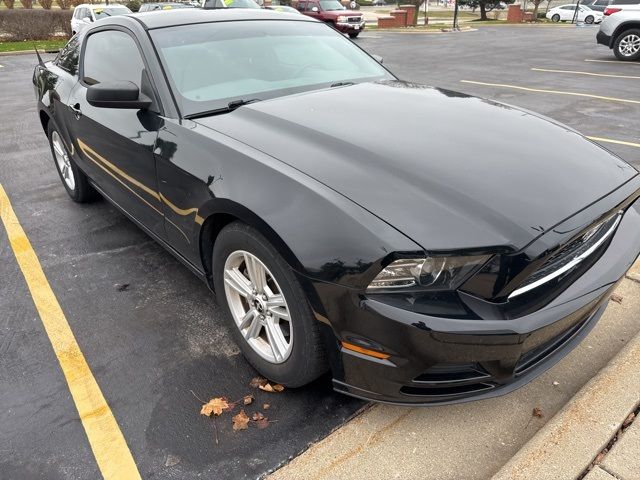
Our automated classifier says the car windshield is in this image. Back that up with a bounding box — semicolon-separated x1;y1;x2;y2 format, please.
227;0;262;8
319;0;345;10
151;20;393;117
93;6;131;19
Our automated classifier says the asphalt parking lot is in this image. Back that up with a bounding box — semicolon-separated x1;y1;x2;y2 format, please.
1;25;639;480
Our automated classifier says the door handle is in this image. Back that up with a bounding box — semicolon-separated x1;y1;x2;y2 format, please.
69;103;82;119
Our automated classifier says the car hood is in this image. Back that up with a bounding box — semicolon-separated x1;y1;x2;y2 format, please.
196;81;637;252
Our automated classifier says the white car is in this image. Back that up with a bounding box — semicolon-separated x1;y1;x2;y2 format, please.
71;4;132;36
597;1;640;60
546;4;604;23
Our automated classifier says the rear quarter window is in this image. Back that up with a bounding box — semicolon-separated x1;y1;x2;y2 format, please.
611;0;639;4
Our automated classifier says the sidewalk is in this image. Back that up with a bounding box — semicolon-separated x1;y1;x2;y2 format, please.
269;261;640;480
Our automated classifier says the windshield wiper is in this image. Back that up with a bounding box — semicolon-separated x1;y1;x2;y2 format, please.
330;81;355;88
184;98;261;119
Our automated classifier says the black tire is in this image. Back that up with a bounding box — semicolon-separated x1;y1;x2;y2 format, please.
47;121;97;203
551;14;560;22
349;32;360;38
613;29;640;61
213;222;327;387
584;15;594;24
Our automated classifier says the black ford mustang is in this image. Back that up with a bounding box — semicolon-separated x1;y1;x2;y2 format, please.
34;9;640;405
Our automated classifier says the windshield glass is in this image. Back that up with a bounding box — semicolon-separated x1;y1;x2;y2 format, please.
93;6;131;19
151;20;393;116
320;0;345;10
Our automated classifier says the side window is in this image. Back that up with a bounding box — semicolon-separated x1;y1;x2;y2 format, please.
82;30;145;87
298;1;307;10
56;35;81;76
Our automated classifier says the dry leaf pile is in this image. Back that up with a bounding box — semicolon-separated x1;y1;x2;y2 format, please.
196;376;284;440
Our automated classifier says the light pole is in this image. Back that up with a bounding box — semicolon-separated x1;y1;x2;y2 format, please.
452;0;460;30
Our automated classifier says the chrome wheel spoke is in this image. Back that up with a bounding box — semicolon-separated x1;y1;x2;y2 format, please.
244;313;263;340
224;267;252;298
265;317;288;363
239;308;257;330
244;253;266;293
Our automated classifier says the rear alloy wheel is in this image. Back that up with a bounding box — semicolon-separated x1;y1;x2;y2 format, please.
584;15;594;24
213;222;327;387
614;29;640;61
551;14;560;22
48;122;97;203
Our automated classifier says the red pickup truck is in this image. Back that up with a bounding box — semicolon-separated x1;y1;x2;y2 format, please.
297;0;365;38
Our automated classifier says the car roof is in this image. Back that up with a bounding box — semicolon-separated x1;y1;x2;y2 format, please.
79;3;129;8
126;8;315;29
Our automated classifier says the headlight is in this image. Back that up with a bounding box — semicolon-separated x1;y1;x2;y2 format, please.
337;15;348;22
367;255;491;291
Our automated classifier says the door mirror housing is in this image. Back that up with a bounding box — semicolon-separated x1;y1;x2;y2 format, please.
311;6;319;11
86;81;152;109
82;16;92;22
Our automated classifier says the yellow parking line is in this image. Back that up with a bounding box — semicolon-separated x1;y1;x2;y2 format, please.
0;184;141;480
586;136;640;149
459;80;640;105
585;59;640;66
532;67;640;80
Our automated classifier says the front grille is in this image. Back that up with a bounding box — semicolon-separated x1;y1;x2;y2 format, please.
510;211;621;298
347;16;362;23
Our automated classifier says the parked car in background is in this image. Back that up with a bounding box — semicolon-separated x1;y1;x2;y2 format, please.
582;0;613;12
297;0;365;38
546;4;603;23
71;4;131;35
266;4;302;13
202;0;261;8
372;0;387;5
597;0;640;60
139;2;196;12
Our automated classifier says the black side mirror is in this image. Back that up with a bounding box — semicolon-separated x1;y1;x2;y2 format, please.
86;81;152;109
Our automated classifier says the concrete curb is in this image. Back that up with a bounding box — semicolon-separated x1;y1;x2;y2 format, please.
492;323;640;480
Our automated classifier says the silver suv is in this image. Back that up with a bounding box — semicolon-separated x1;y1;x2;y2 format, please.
597;0;640;60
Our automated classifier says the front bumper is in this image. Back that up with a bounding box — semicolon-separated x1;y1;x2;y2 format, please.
335;21;365;33
307;196;640;406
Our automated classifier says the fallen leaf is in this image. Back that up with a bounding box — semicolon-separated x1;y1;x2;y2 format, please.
594;451;607;464
200;397;229;417
610;294;623;304
623;412;636;428
532;407;543;418
250;377;268;388
232;410;250;431
115;283;130;292
259;382;285;393
255;418;270;429
552;381;559;386
252;412;265;421
243;395;254;405
165;454;180;467
263;403;270;410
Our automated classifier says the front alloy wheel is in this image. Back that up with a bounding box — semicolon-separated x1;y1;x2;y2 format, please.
213;222;327;387
223;250;293;363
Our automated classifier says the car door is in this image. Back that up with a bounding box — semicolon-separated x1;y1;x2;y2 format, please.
66;27;165;237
